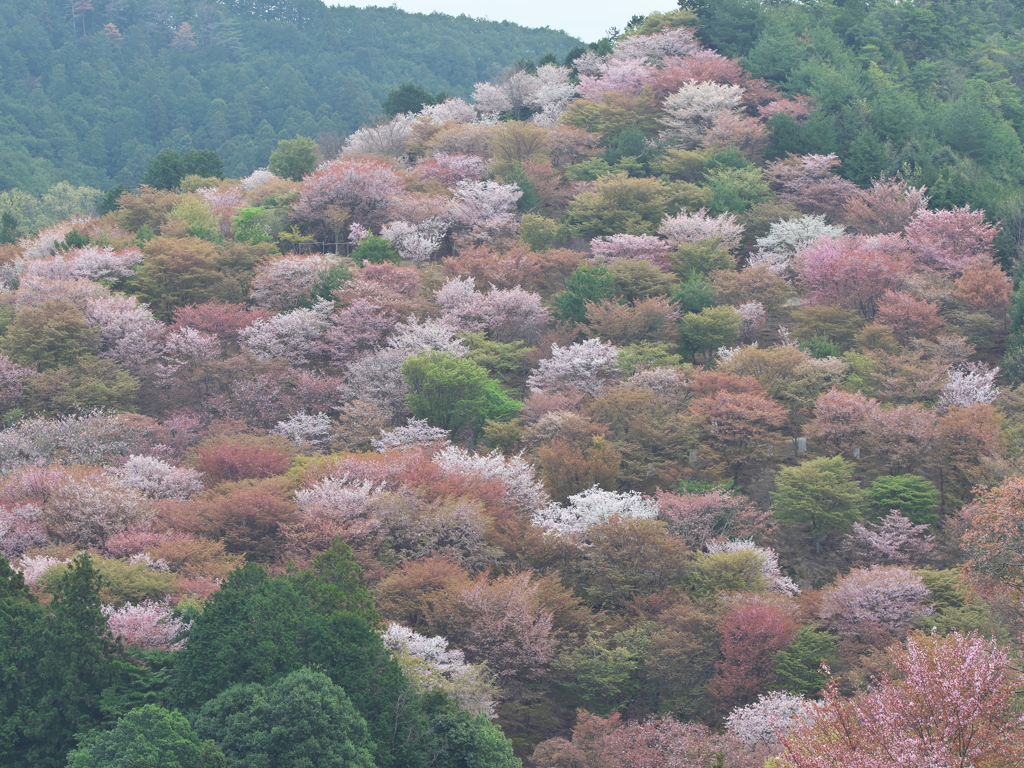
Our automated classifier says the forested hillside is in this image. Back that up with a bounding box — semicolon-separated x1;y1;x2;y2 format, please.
687;0;1024;257
0;0;578;192
4;5;1024;768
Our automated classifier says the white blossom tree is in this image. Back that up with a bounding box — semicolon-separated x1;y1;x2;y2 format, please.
532;485;658;536
527;339;620;396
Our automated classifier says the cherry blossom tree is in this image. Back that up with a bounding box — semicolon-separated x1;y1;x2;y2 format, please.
0;353;35;411
412;153;489;186
937;362;999;411
103;600;191;651
292;156;405;235
843;512;935;566
726;690;809;753
766;154;858;219
381;623;498;717
448;180;522;243
239;299;333;364
343;113;417;157
782;631;1024;768
372;418;451;451
590;234;672;268
656;488;773;546
110;455;204;500
433;445;549;513
794;234;912;318
380;220;444;263
527;339;620;396
904;205;996;273
659;208;744;253
662;81;745;148
84;295;166;377
840;178;929;235
532;485;658;536
435;277;550;343
273;411;333;450
749;215;844;276
815;566;932;641
250;253;332;310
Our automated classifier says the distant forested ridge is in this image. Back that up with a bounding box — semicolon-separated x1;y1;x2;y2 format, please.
0;0;579;193
684;0;1024;258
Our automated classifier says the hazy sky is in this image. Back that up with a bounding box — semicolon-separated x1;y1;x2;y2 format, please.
333;2;681;43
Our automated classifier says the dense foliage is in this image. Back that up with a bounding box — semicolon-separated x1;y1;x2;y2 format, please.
3;5;1024;768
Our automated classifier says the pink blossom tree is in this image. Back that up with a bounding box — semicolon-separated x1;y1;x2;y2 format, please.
656;488;773;547
782;631;1024;768
904;205;996;273
815;566;932;641
590;234;672;269
843;512;935;566
766;154;858;219
448;180;522;243
103;600;191;650
292;156;405;235
249;253;332;310
527;339;620;396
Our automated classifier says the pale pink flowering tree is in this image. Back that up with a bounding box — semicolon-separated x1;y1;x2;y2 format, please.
240;168;276;190
750;215;844;276
576;56;659;99
904;205;996;273
413;153;489;186
737;302;767;343
442;572;557;682
527;339;620;396
615;26;700;61
782;631;1024;768
433;445;550;514
794;234;912;318
532;485;658;537
273;411;333;450
937;362;1000;411
766;154;858;219
758;97;813;121
659;208;744;252
843;512;935;566
530;64;576;127
380;220;444;263
320;300;399;369
343;113;417;158
435;277;550;343
418;98;478;124
16;219;86;262
0;354;36;411
196;186;245;237
17;555;69;586
447;180;522;243
704;112;770;161
162;327;221;366
84;295;165;377
103;600;191;650
0;507;47;559
249;253;331;310
590;234;672;269
815;566;932;640
292;156;405;233
18;245;144;283
661;81;745;148
656;488;773;546
372;418;451;451
726;690;809;753
290;476;379;547
110;454;204;500
239;299;333;364
841;178;929;235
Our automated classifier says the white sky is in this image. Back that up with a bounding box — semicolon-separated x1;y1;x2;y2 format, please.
331;1;682;43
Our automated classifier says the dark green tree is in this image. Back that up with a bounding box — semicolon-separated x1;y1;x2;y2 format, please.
554;263;616;323
268;136;319;182
381;84;439;117
351;236;400;264
181;149;224;179
193;668;377;768
771;625;839;697
143;149;185;190
66;705;223;768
